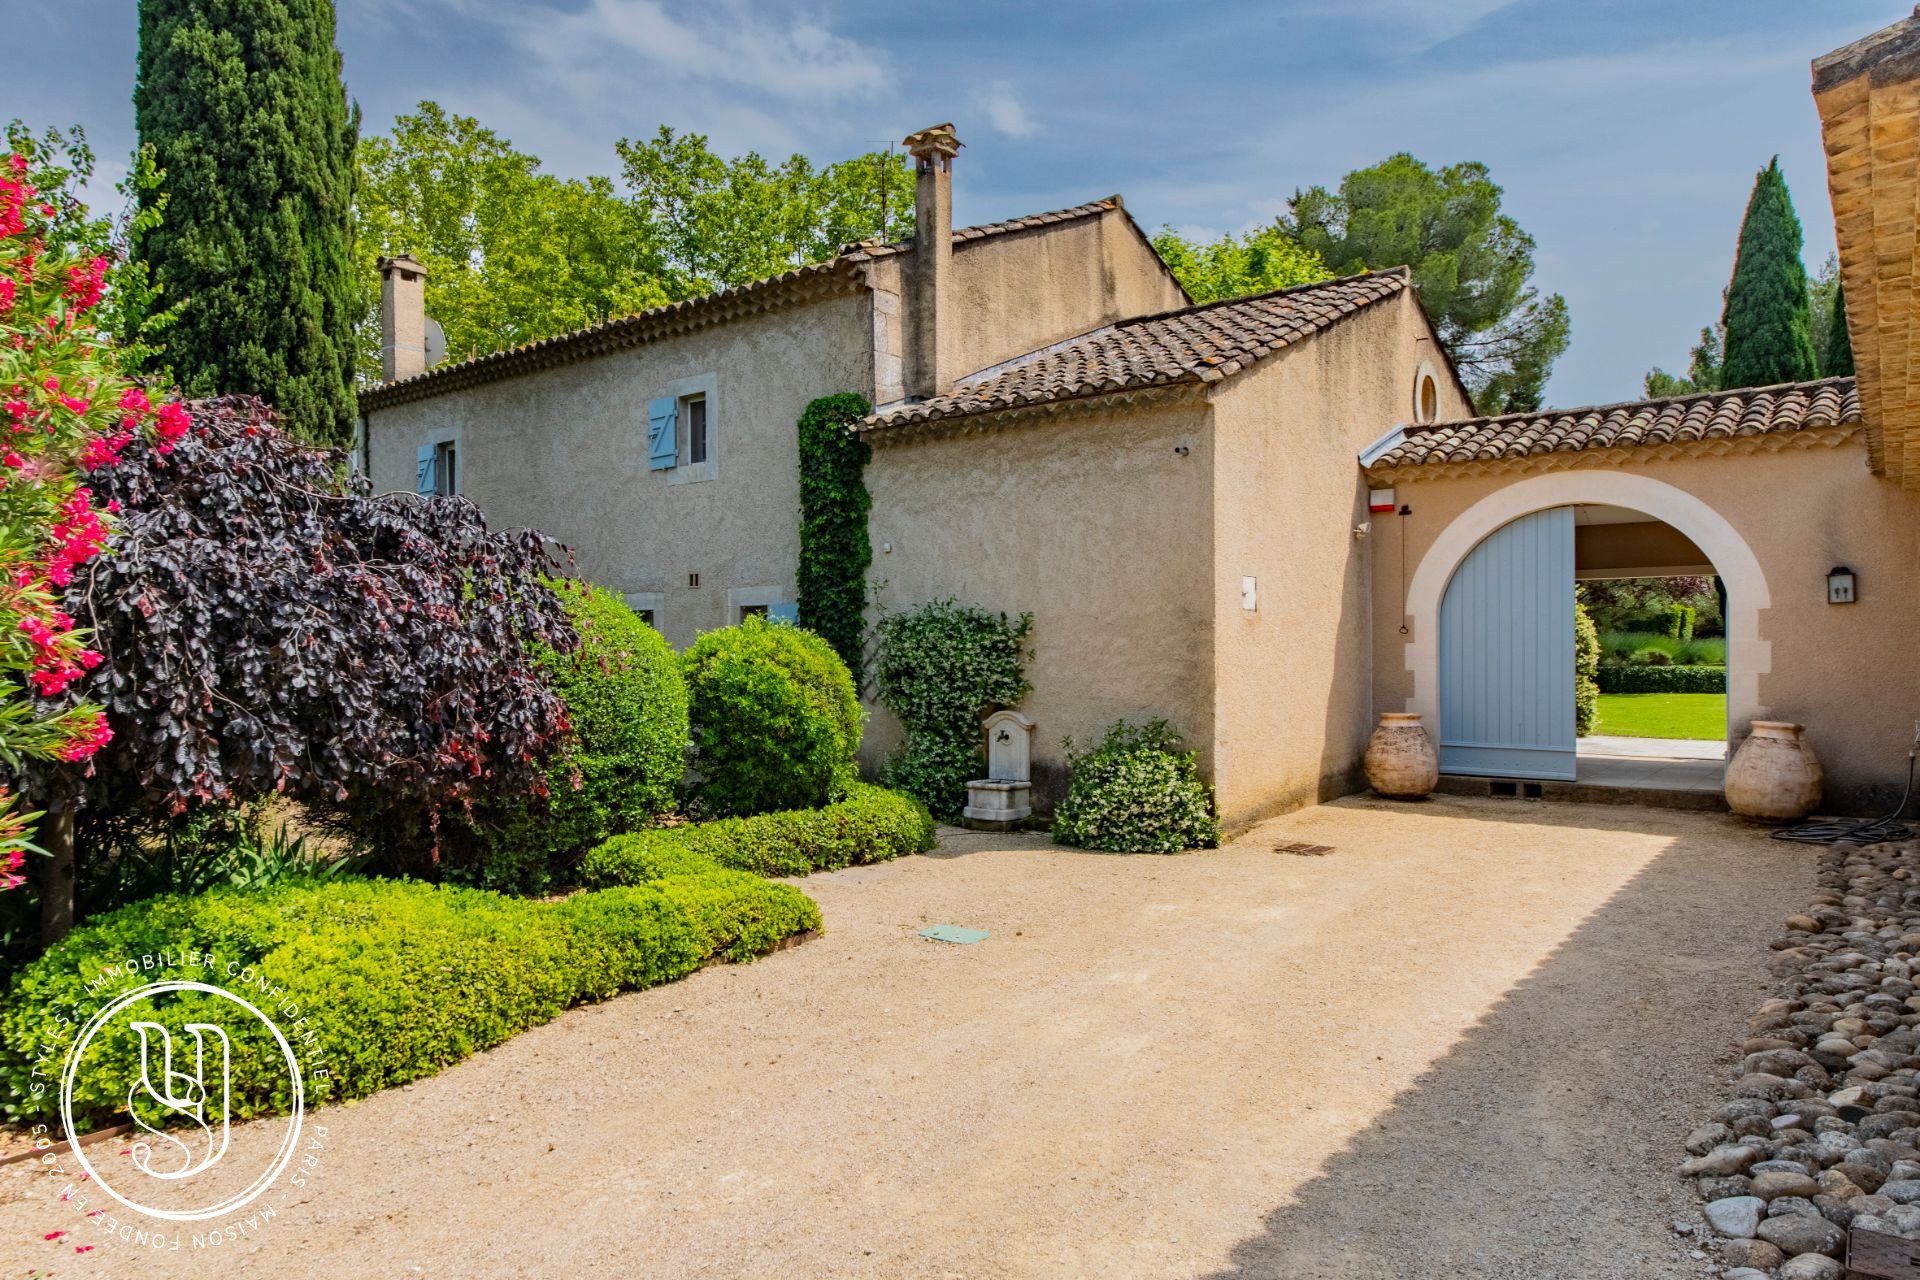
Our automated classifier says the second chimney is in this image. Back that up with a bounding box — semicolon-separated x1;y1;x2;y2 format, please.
903;124;963;400
378;253;428;383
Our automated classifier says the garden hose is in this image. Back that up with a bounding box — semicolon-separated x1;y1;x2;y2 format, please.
1770;732;1917;845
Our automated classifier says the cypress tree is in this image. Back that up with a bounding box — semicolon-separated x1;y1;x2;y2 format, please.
1825;283;1855;378
1717;158;1817;391
134;0;359;442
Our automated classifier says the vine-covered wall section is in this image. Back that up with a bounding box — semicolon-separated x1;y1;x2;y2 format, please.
795;393;873;678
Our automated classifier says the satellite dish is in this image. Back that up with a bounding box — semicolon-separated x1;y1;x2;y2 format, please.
424;316;447;368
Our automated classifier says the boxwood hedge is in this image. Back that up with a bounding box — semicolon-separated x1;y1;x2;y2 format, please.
581;782;937;886
0;872;819;1128
1596;663;1727;694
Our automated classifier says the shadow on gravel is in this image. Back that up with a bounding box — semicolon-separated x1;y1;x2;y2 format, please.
1204;800;1806;1280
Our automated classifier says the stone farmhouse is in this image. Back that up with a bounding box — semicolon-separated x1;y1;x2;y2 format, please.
360;14;1920;830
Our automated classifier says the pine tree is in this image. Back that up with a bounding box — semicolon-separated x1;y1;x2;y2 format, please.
1825;283;1855;378
1717;158;1817;391
134;0;359;442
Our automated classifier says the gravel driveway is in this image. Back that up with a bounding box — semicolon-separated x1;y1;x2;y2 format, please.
0;793;1807;1279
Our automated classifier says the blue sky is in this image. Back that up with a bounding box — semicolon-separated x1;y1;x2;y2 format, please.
8;0;1902;407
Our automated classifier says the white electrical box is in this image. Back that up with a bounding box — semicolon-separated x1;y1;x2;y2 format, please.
1241;576;1258;612
1828;567;1857;604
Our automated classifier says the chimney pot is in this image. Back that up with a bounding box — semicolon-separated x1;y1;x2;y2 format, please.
378;253;429;383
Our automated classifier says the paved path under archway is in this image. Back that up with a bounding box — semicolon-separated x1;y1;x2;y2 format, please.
0;795;1807;1278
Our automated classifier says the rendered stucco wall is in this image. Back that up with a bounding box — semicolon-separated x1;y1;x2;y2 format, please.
1207;290;1475;829
1370;441;1920;812
862;399;1216;805
366;292;873;649
944;209;1188;381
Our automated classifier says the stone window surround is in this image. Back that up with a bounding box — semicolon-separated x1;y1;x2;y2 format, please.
422;423;463;496
726;585;788;624
623;590;664;629
664;372;717;485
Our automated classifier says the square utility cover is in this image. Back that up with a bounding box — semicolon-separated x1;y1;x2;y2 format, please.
920;925;990;944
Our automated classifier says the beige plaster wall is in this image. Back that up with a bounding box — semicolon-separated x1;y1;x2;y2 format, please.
944;209;1188;380
1207;290;1475;829
365;291;874;649
1369;440;1920;812
862;399;1216;803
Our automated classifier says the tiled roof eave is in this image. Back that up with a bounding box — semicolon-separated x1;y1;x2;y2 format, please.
358;261;868;413
861;381;1207;446
1364;421;1865;485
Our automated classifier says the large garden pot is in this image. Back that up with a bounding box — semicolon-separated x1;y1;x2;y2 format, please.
1725;721;1822;823
1365;712;1438;800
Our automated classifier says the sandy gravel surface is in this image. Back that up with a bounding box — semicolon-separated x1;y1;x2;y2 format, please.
0;794;1807;1279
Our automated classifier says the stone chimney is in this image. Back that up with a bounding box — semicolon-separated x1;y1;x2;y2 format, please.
378;253;428;383
902;124;963;400
1814;9;1920;490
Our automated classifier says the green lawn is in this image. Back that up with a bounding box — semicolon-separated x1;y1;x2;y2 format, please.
1593;692;1726;740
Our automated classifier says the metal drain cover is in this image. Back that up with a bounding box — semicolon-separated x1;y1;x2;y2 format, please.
1274;841;1334;856
920;925;990;944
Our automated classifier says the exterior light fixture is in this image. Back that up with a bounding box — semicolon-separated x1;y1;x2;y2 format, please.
1827;566;1856;604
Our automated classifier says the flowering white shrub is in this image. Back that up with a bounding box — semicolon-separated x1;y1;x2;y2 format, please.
1050;720;1220;854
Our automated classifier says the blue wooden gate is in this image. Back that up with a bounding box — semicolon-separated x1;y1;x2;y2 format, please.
1438;506;1576;780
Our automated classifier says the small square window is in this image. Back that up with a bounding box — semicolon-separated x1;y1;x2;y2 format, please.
635;609;655;628
739;603;769;622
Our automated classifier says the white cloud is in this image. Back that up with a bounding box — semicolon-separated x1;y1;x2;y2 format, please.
975;80;1037;137
490;0;889;105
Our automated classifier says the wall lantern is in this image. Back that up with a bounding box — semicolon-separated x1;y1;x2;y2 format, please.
1827;566;1857;605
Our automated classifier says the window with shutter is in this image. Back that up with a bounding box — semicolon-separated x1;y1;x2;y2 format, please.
647;397;677;470
767;603;800;626
415;444;436;494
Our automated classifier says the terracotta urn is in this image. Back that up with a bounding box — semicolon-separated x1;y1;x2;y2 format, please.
1724;721;1822;823
1365;712;1439;800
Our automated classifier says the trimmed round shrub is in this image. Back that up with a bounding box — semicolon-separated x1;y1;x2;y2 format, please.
683;616;862;817
582;782;937;885
473;581;688;892
0;872;819;1127
1051;720;1221;854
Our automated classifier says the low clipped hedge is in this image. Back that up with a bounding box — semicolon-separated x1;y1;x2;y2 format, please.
581;782;937;886
1596;663;1727;694
0;872;819;1127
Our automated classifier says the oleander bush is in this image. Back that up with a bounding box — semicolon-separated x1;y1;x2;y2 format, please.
683;616;863;817
0;872;819;1127
1595;663;1728;694
1050;720;1220;855
582;783;936;885
470;582;689;892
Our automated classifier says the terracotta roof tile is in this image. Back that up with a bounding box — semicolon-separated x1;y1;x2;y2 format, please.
861;268;1409;434
360;197;1136;413
1369;377;1861;471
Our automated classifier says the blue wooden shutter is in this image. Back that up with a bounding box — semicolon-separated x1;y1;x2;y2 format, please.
1437;506;1576;780
768;603;800;626
647;397;677;470
416;444;437;494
